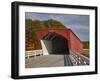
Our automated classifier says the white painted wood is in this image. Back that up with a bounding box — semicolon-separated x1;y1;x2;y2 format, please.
40;40;52;55
25;50;43;58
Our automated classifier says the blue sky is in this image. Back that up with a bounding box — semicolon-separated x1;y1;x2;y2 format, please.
25;12;89;41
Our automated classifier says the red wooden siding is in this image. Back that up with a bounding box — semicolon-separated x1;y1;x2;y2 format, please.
36;28;83;54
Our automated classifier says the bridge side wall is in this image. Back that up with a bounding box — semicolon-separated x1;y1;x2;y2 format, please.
69;30;83;54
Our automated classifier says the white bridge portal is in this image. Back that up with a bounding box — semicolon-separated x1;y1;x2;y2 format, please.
40;40;52;55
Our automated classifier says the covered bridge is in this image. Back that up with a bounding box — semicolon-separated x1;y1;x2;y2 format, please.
36;27;83;55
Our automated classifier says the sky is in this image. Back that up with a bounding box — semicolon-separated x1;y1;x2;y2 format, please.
25;12;89;41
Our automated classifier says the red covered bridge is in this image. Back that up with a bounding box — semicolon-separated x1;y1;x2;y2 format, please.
36;27;83;55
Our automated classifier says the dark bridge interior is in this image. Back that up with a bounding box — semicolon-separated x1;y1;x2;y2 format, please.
42;32;69;55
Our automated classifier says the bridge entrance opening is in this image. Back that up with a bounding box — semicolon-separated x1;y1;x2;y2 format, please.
41;33;69;55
